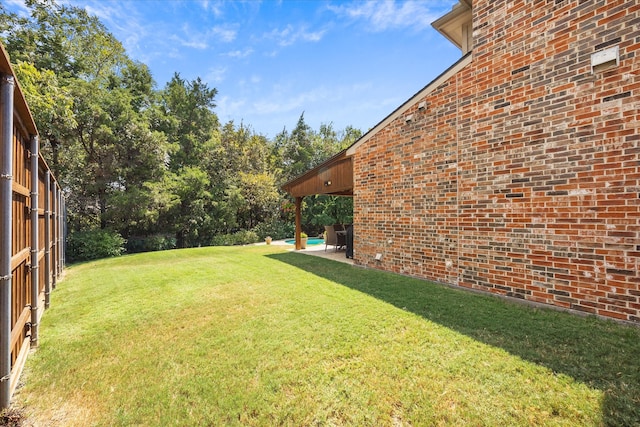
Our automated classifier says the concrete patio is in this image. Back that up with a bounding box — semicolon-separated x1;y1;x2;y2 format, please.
270;239;354;265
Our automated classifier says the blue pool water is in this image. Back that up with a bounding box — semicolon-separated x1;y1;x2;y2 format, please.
284;238;324;245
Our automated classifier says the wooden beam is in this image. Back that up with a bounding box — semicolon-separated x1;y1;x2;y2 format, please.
295;197;302;250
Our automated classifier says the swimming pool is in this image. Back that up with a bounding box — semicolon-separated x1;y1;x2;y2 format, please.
284;238;324;245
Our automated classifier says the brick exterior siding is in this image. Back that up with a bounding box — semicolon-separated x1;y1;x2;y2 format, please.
352;0;640;323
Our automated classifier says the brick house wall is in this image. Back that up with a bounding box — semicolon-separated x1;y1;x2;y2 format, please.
351;0;640;323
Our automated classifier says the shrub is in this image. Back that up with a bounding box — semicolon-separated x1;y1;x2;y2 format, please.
126;234;177;254
67;229;126;263
251;219;295;240
210;230;260;246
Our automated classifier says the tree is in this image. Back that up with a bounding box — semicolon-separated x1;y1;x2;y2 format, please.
1;0;363;253
155;73;219;171
164;167;213;248
1;0;126;80
67;76;167;231
235;172;280;230
2;1;173;241
12;61;75;176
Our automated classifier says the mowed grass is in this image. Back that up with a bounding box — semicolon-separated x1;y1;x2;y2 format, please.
14;245;640;426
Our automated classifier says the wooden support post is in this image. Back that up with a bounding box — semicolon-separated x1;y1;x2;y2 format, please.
295;197;302;250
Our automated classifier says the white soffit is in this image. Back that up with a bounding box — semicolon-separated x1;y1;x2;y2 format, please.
432;1;473;50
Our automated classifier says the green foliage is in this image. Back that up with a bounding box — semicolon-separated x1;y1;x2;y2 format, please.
66;229;126;262
0;0;126;79
210;230;260;246
0;1;361;252
12;61;75;173
275;114;362;184
156;73;218;171
305;195;353;230
125;234;176;254
275;114;358;235
234;172;280;230
251;219;295;240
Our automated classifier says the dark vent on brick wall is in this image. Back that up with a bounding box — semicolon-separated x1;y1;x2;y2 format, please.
506;193;524;198
511;65;530;75
595;37;622;51
603;91;631;102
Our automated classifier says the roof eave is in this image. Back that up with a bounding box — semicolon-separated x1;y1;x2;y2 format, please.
281;149;350;193
431;1;473;50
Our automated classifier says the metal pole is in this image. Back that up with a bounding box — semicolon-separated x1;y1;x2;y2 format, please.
51;184;57;289
0;74;15;409
44;171;50;309
29;135;39;346
62;197;66;269
57;190;62;273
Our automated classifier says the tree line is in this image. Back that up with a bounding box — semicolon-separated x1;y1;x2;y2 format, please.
0;0;360;260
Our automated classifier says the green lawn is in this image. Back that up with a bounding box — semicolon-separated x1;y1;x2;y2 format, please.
12;245;640;426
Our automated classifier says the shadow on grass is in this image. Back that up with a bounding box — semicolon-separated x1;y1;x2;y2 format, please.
268;252;640;426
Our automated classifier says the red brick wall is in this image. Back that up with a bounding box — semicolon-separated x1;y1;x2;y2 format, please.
353;0;640;323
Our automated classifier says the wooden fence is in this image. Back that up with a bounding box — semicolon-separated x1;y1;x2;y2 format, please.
1;44;65;408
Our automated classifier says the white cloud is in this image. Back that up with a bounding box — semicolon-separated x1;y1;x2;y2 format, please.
205;66;227;83
197;0;224;17
169;24;236;50
328;0;443;32
49;1;161;65
174;35;209;50
264;24;327;47
252;85;331;115
225;48;254;58
216;95;247;123
236;74;263;92
211;26;237;43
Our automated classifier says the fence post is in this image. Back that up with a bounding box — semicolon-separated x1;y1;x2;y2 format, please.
30;135;39;346
58;190;63;272
0;73;15;409
61;196;66;269
52;184;57;289
44;171;50;309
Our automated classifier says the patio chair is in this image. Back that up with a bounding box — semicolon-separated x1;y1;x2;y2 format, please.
324;225;337;252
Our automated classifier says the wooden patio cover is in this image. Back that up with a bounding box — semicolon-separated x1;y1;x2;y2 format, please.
281;149;353;250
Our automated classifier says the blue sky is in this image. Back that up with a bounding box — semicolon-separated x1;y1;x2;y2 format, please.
8;0;463;138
